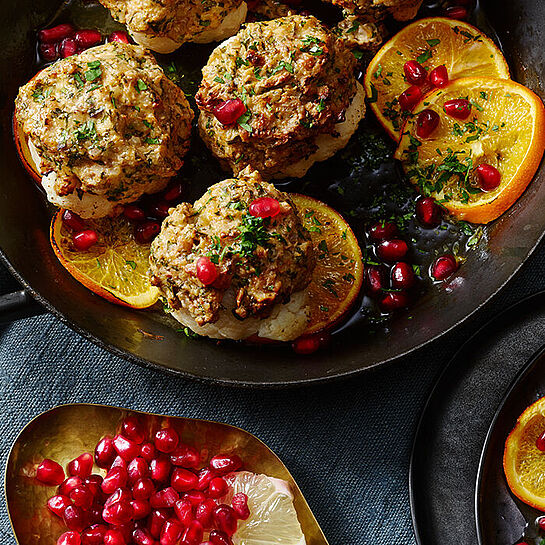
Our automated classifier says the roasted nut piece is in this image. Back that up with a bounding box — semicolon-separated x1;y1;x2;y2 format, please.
149;168;316;341
99;0;248;53
15;43;193;218
196;15;365;180
325;0;423;22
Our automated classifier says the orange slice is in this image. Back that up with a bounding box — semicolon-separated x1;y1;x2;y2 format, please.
364;17;510;140
395;77;545;224
51;210;159;308
504;397;545;511
291;194;363;335
13;113;41;184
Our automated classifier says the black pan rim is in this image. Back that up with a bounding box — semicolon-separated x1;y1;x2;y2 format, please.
473;342;545;544
408;289;545;544
2;236;539;388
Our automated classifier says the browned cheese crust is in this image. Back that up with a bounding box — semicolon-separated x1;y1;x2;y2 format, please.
15;42;193;204
149;169;315;326
325;0;423;21
100;0;244;45
195;15;357;178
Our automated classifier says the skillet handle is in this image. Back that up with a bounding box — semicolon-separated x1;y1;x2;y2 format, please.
0;290;46;324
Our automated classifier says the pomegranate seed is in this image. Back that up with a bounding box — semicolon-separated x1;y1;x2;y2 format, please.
124;205;146;222
69;485;94;509
181;520;204;545
404;60;427;86
63;504;86;531
109;30;130;44
104;487;132;507
415;197;442;228
135;220;161;243
39;24;75;43
150;456;172;482
292;335;321;355
171;468;198;492
416;109;440;138
161;519;184;545
73;230;98;251
212;99;247;125
476;163;501;191
133;528;155;545
37;459;65;485
537;516;545;531
75;29;102;49
183;490;206;506
380;291;410;312
122;415;146;444
102;467;128;494
196;468;215;491
249;197;280;218
208;477;228;499
443;99;471;120
429;65;449;88
399;85;422;111
141;442;157;462
57;531;81;545
201;542;214;545
536;430;545;452
131;499;152;519
365;266;386;298
155;428;179;453
369;221;398;241
214;505;238;536
95;436;116;468
170;445;200;469
47;494;72;517
87;504;104;525
83;474;103;496
377;239;408;262
82;524;108;545
113;434;140;460
149;509;171;538
445;5;468;19
148;200;170;220
163;182;184;202
133;477;156;499
59;476;83;496
209;530;233;545
103;500;134;525
196;256;218;286
60;38;78;58
150;487;179;509
128;457;150;485
391;262;415;290
68;452;94;478
111;455;128;470
104;529;126;545
195;499;216;528
174;499;194;526
431;254;458;280
231;493;250;520
39;42;59;62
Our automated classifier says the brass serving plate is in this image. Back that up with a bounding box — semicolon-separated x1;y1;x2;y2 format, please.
5;404;328;545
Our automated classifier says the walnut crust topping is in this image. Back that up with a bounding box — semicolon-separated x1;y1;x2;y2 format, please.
195;14;358;178
149;168;316;326
325;0;423;22
15;42;193;205
100;0;244;45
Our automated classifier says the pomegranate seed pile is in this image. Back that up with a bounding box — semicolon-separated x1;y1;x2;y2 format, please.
38;24;130;62
36;415;250;545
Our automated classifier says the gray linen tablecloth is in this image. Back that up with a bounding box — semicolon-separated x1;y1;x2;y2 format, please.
1;241;545;544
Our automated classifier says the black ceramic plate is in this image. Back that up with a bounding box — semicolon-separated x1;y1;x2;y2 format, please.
476;348;545;545
1;0;545;386
410;291;545;545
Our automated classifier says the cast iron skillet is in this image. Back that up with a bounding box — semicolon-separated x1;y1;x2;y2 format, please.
0;0;544;387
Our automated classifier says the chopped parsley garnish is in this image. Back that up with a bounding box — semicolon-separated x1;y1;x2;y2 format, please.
136;79;148;92
85;61;102;82
416;49;433;64
74;120;96;142
426;38;441;47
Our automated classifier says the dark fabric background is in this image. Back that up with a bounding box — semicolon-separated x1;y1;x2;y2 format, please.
1;240;545;544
